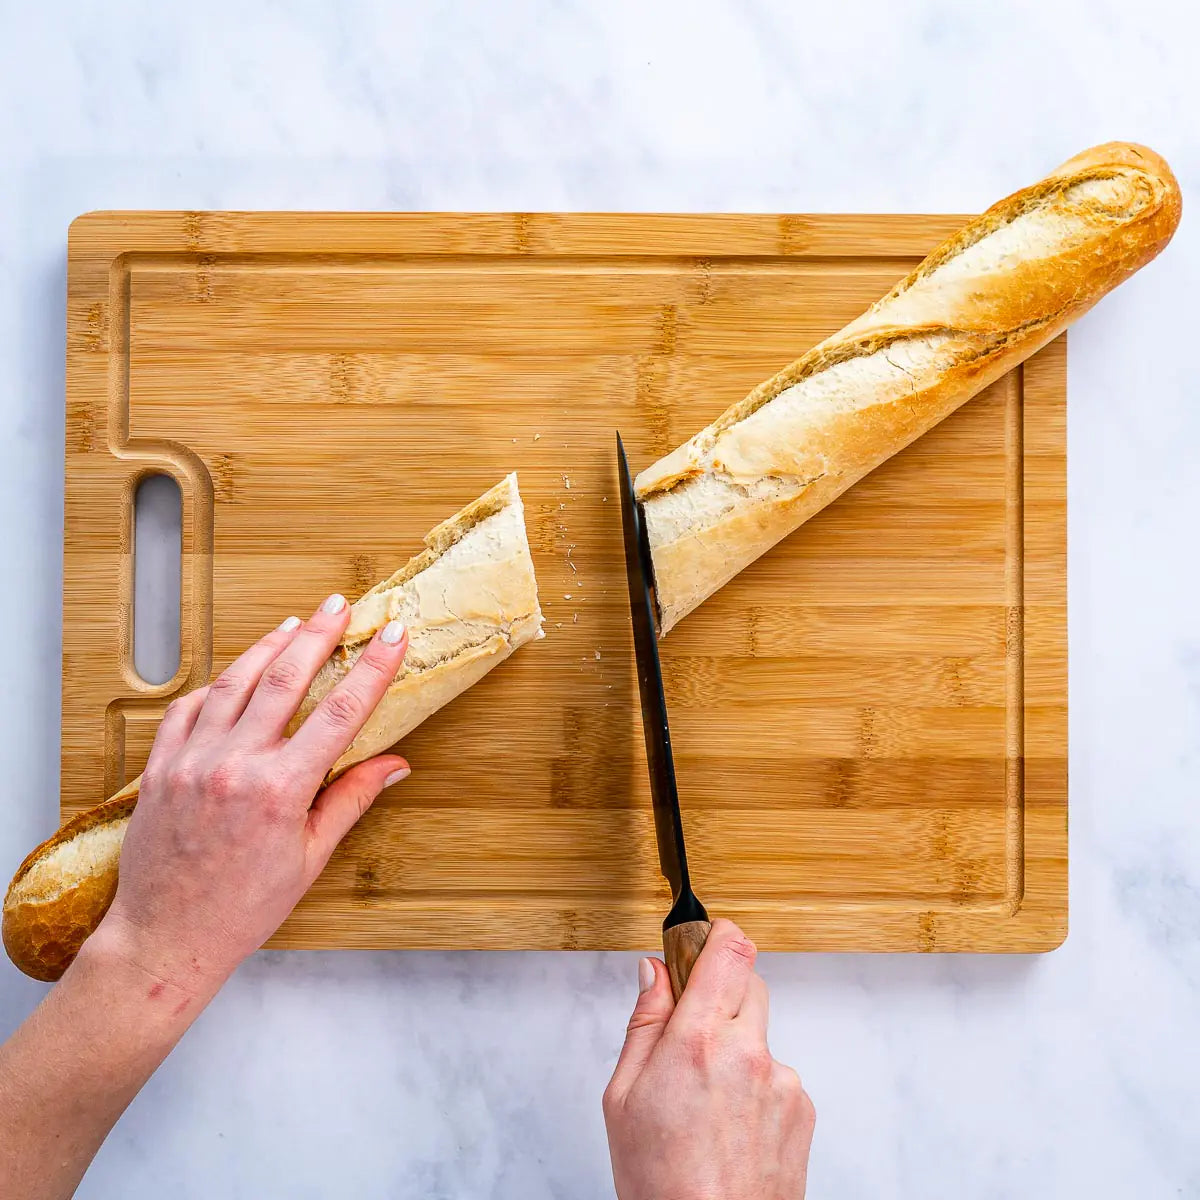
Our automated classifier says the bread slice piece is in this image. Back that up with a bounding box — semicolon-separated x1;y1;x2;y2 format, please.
292;473;544;780
3;474;543;981
637;142;1182;633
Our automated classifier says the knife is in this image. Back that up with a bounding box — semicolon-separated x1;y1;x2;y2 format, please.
616;432;712;1000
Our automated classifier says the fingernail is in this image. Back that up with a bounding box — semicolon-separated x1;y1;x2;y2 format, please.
383;766;411;788
278;615;301;633
638;957;655;994
380;620;406;645
322;593;346;614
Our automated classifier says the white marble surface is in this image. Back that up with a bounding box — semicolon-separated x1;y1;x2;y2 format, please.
1;1;1198;1196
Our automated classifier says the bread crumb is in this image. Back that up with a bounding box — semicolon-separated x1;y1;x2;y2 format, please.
564;594;572;600
534;433;541;441
573;613;579;624
562;475;571;489
594;650;601;660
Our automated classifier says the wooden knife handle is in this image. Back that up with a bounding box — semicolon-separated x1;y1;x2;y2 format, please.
663;919;712;1001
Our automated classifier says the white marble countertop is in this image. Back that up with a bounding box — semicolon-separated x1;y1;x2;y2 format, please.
1;2;1197;1196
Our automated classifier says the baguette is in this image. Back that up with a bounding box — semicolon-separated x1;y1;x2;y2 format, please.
637;142;1182;634
3;474;543;981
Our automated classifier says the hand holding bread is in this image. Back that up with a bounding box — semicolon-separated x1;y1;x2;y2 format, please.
91;598;414;999
4;475;544;980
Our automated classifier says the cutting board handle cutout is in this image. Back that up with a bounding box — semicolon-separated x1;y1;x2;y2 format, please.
132;473;182;685
93;243;218;797
109;444;215;701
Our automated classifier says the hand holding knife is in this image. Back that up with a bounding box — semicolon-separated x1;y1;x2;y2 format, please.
616;433;711;999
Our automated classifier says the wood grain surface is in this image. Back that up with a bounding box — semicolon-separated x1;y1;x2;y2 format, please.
62;211;1067;952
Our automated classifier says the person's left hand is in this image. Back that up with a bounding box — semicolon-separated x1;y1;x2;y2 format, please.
93;593;411;1001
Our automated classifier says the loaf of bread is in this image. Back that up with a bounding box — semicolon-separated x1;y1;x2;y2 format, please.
3;474;543;981
637;142;1182;634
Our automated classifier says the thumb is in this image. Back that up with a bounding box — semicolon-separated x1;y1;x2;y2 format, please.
305;754;410;876
609;957;675;1093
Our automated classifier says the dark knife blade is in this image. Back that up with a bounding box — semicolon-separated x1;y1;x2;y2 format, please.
616;433;709;945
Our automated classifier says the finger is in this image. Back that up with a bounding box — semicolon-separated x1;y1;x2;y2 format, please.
773;1063;817;1139
672;918;757;1025
190;616;305;739
304;754;410;879
285;622;409;777
236;594;353;743
147;686;209;762
735;971;769;1039
606;957;675;1100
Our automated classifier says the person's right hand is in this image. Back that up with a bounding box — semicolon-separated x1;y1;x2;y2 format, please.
603;919;815;1200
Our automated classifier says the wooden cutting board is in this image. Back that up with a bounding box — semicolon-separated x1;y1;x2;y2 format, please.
63;211;1066;953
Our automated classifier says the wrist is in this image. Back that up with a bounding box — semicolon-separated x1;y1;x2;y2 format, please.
72;916;225;1033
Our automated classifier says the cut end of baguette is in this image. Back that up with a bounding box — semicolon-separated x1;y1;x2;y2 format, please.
3;792;137;982
301;472;545;779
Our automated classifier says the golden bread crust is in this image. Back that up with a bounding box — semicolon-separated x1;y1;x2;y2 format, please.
636;142;1181;633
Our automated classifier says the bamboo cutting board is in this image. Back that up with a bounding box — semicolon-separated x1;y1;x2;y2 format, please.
63;211;1067;953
